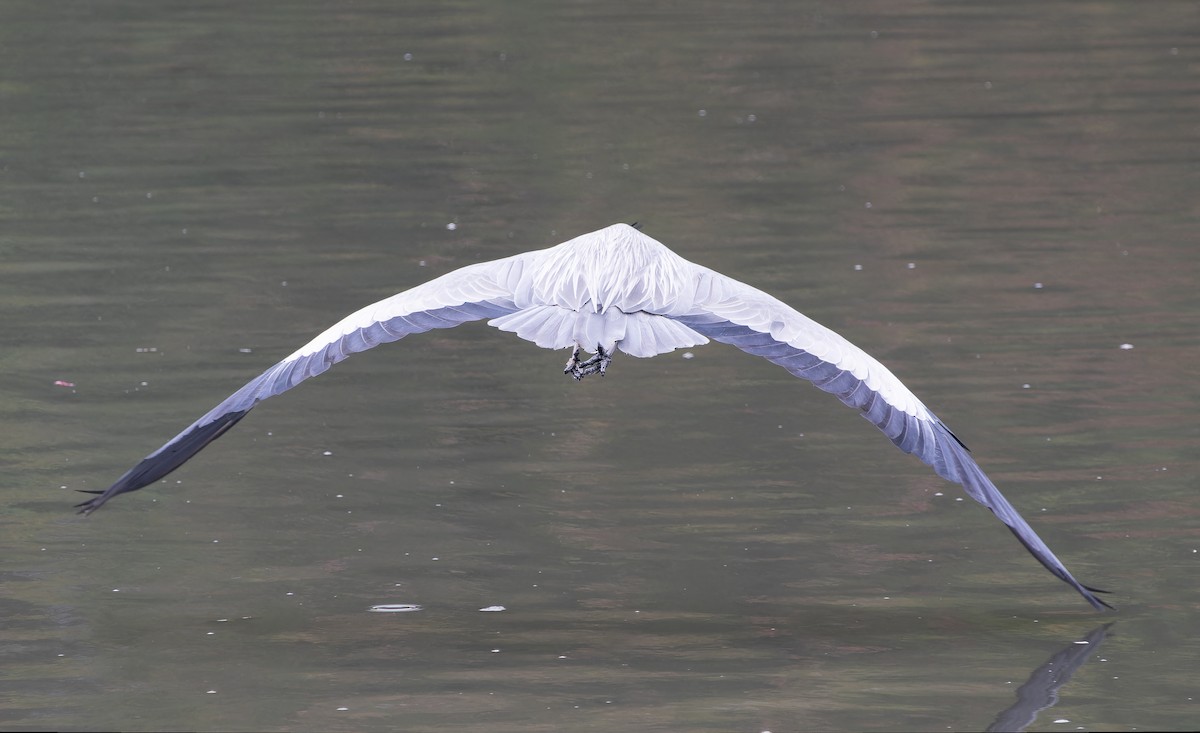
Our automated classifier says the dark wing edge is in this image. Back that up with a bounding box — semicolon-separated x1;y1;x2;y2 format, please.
76;298;517;515
674;313;1112;611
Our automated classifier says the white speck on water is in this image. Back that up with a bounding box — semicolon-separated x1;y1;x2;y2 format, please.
681;351;694;359
1034;282;1044;289
984;81;993;89
934;492;944;496
238;348;253;353
864;202;872;209
368;604;423;613
323;451;333;456
336;707;349;711
1120;343;1134;350
479;605;506;612
1053;719;1069;724
697;109;707;117
1022;384;1031;389
206;690;217;694
854;264;863;271
112;589;120;592
404;52;413;61
206;632;214;636
491;648;501;653
446;222;457;231
907;262;916;269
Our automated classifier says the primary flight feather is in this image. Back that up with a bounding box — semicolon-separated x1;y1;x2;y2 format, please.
77;223;1110;610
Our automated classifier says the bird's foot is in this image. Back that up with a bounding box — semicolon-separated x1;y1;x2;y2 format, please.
564;345;611;381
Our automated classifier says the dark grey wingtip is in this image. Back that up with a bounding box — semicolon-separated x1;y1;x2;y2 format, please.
75;409;251;515
1004;524;1115;611
1080;585;1115;612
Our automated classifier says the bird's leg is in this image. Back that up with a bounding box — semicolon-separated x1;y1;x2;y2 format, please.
564;345;611;381
574;345;611;379
563;346;583;379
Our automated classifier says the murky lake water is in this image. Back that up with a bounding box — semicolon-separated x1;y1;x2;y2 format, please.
2;1;1198;730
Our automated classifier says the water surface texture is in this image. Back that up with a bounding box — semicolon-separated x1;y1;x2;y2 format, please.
2;1;1197;731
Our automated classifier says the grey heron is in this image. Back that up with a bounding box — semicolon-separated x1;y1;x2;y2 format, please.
76;223;1111;610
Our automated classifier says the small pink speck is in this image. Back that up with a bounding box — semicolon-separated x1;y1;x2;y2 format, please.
54;380;76;388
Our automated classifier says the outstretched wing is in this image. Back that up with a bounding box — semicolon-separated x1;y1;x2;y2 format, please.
673;268;1111;610
76;256;526;514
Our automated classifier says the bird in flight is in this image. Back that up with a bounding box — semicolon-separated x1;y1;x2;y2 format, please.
76;223;1111;610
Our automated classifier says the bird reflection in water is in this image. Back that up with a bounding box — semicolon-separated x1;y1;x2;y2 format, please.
987;624;1114;732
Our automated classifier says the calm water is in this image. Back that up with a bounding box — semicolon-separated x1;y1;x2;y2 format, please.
2;1;1197;730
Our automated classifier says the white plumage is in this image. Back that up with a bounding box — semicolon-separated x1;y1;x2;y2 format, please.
76;223;1110;610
